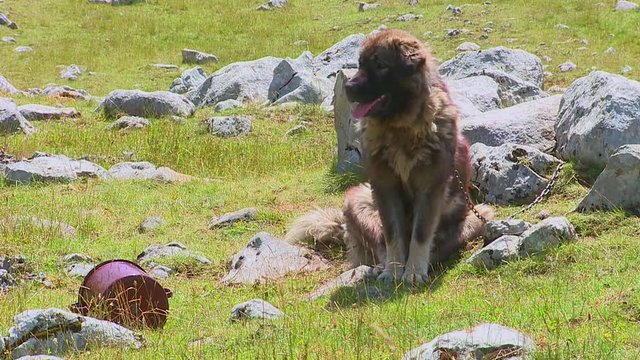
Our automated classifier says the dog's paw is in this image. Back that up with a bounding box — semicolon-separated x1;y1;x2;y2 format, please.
377;267;403;284
401;266;430;286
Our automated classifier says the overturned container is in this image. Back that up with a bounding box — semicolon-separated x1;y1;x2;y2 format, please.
70;259;172;329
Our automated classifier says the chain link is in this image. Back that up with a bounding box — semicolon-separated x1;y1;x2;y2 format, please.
454;169;489;224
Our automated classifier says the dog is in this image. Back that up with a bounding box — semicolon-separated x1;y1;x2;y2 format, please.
285;29;493;285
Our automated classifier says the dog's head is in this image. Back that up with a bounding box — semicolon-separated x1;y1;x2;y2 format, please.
345;29;433;119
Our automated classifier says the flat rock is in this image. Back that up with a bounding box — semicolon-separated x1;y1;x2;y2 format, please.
60;64;83;81
149;265;174;280
461;95;562;152
615;0;638;11
555;71;640;167
205;116;252;137
2;37;16;43
15;46;33;53
42;84;92;100
312;34;365;79
66;263;95;278
518;217;578;257
182;49;218;65
358;2;381;11
576;145;640;214
18;104;80;121
446;76;501;113
333;69;364;174
559;61;577;72
15;356;65;360
456;42;480;52
208;208;257;229
467;235;520;270
138;216;165;233
471;143;563;205
230;299;284;321
402;323;535;360
98;90;195;118
1;74;21;94
222;232;329;285
285;124;308;136
256;0;287;10
7;308;143;359
484;219;531;243
214;99;243;112
169;67;207;95
105;162;194;183
151;64;179;69
0;11;17;29
305;265;372;300
136;242;211;271
396;13;423;21
0;97;35;135
4;154;107;184
106;116;150;131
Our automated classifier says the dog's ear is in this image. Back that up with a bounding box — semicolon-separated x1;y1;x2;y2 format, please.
397;39;427;68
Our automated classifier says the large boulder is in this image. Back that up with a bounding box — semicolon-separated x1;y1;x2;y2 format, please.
333;69;363;174
312;34;365;79
4;154;107;184
576;145;640;214
470;143;563;205
169;67;207;95
555;71;640;167
97;90;195;118
518;217;578;257
461;95;562;152
0;98;35;135
1;75;21;94
18;104;80;121
268;53;332;105
445;76;501;113
136;242;211;274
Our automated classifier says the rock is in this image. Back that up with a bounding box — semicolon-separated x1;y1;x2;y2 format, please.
268;54;333;105
446;4;463;14
293;40;308;46
188;56;282;107
136;242;211;270
621;65;633;74
18;104;80;121
605;47;615;54
151;64;179;69
15;356;65;360
256;0;287;10
555;71;640;167
66;263;95;278
2;36;16;43
312;34;366;79
208;208;257;229
10;216;77;238
4;154;107;184
106;162;194;183
461;95;562;152
333;70;363;174
446;29;461;38
88;0;143;4
169;67;207;95
439;46;544;88
214;99;243;112
467;235;520;269
106;116;150;131
230;299;284;321
0;11;17;29
448;93;482;119
616;0;639;11
470;143;563;205
285;124;308;136
396;14;422;21
305;265;372;300
483;219;531;243
402;323;535;360
149;265;173;280
7;308;143;359
0;97;35;135
42;84;92;100
559;61;577;72
542;55;552;62
446;76;501;113
205;116;252;137
63;254;94;264
182;49;218;65
98;90;195;118
535;210;550;220
576;145;640;214
555;23;570;30
1;74;20;94
138;216;165;233
60;65;83;81
0;269;17;291
518;217;578;257
222;232;329;285
358;2;381;11
456;42;480;52
15;46;33;53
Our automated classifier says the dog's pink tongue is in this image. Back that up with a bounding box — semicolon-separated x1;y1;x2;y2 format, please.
351;97;382;119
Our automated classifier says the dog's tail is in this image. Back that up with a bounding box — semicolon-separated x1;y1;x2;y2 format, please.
461;204;495;243
284;207;346;247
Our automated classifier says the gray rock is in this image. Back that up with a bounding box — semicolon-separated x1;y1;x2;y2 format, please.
518;217;578;257
10;216;77;238
446;4;463;14
214;99;243;112
305;265;373;300
63;253;94;264
555;23;570;30
151;64;179;69
439;46;544;89
136;242;211;270
616;0;639;11
4;154;107;184
222;232;329;285
484;219;531;243
7;308;143;359
604;47;615;54
559;61;577;72
461;95;562;152
66;263;95;278
60;64;83;81
0;269;17;291
358;2;381;11
88;0;143;4
182;49;218;65
205;116;252;137
0;11;17;29
169;67;208;95
333;70;364;174
188;56;282;107
208;208;257;229
448;93;482;119
576;145;640;214
467;235;520;269
621;65;633;74
470;143;563;205
18;104;80;121
15;356;65;360
312;34;365;79
138;216;165;233
42;84;92;100
555;71;640;167
285;124;308;136
268;55;333;105
2;36;16;43
149;265;174;280
98;90;195;118
106;116;150;131
106;162;194;183
0;97;35;135
256;0;287;10
396;14;423;21
446;76;501;113
1;74;20;94
230;299;284;321
402;323;535;360
456;42;480;52
15;46;33;53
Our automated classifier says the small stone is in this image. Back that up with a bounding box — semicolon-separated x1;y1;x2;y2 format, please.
446;29;461;38
305;265;373;300
208;208;257;229
63;254;94;264
285;124;308;136
138;216;165;233
423;31;433;38
2;36;16;43
214;99;243;113
106;116;150;131
151;64;179;69
483;27;493;33
358;2;381;11
621;65;633;74
535;210;550;220
15;46;33;53
396;13;422;22
555;23;570;30
547;85;565;93
446;4;463;14
137;242;212;272
484;219;531;243
230;299;284;321
615;0;639;11
580;39;589;45
467;235;520;269
182;49;218;65
543;71;553;78
604;47;615;54
60;64;83;81
577;47;588;52
559;61;577;72
518;217;578;257
456;42;480;52
293;40;308;46
149;265;174;280
66;263;95;278
542;55;552;62
205;116;252;137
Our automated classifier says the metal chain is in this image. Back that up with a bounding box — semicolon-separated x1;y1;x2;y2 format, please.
507;162;565;219
454;169;489;224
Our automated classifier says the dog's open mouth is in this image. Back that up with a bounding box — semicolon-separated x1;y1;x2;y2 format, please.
351;95;386;119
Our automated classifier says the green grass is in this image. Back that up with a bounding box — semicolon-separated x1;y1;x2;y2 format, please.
1;0;640;359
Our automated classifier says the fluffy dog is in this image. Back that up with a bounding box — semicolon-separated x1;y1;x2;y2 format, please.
285;29;493;285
